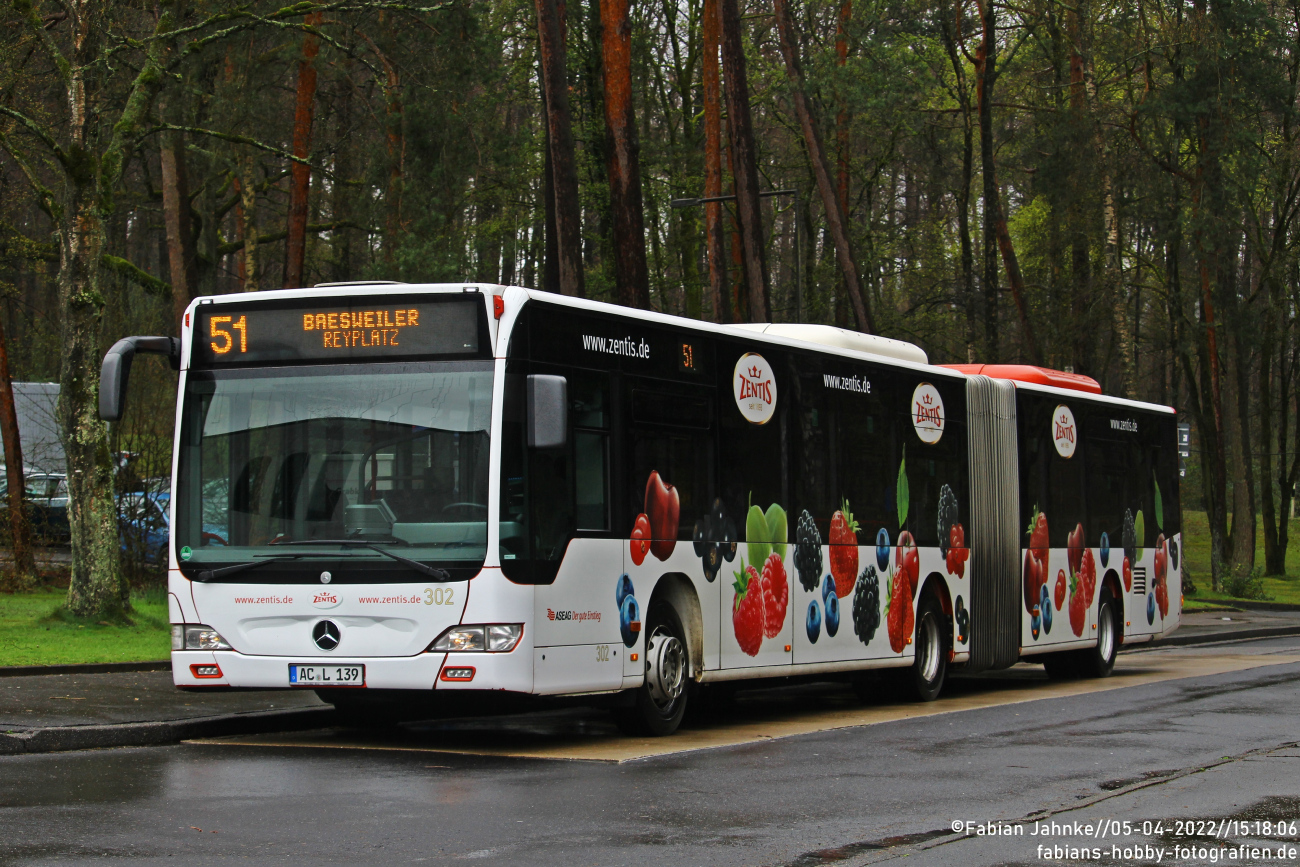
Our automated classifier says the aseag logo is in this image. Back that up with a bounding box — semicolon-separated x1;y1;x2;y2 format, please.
911;383;945;443
734;353;777;425
1053;405;1077;458
312;591;342;610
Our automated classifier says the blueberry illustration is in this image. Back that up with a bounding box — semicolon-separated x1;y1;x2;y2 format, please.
875;528;890;571
1100;532;1110;568
825;592;841;637
1147;592;1156;625
1031;608;1041;641
616;574;635;609
619;595;640;647
822;574;835;605
806;600;822;644
1040;585;1053;634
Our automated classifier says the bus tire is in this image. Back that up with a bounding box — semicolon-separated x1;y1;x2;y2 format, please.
908;594;949;702
1079;587;1119;678
614;602;690;736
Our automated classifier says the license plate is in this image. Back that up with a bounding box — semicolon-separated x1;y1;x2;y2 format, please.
288;664;365;686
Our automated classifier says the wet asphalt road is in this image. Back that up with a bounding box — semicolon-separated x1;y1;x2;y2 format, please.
3;639;1300;867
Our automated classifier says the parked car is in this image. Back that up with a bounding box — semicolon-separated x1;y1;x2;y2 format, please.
118;491;170;566
0;470;70;542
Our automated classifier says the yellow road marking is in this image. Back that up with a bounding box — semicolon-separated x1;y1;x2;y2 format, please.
187;650;1300;763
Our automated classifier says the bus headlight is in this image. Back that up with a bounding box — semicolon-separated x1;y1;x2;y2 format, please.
429;624;522;653
172;624;232;651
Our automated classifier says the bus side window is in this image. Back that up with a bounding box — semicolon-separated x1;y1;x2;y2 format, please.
572;372;610;531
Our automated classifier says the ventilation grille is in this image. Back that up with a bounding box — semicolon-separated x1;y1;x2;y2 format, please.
965;375;1021;672
1132;566;1147;596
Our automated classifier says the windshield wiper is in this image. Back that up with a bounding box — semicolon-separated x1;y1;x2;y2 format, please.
194;554;308;582
279;540;454;581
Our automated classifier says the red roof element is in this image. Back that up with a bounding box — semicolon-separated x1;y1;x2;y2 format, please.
939;364;1102;395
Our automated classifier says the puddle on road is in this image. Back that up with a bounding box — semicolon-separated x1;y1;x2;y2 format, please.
187;651;1300;764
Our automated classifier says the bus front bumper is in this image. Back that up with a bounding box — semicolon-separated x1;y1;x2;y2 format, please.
171;649;533;693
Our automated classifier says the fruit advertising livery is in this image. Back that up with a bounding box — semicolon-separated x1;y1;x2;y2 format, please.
103;283;1182;737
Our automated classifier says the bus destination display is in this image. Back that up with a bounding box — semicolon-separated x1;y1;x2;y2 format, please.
193;297;480;366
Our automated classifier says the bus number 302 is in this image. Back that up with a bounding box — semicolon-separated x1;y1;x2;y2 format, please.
425;587;455;606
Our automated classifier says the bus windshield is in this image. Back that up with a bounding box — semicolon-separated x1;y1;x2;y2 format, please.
175;361;493;580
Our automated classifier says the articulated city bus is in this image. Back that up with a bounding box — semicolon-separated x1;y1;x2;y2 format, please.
101;282;1182;736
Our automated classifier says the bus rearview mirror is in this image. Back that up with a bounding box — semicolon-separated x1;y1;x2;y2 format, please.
527;374;567;449
99;336;181;421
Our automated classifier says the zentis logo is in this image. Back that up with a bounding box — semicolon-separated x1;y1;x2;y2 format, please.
911;383;945;444
312;591;343;610
734;353;777;425
547;608;602;623
1053;405;1077;458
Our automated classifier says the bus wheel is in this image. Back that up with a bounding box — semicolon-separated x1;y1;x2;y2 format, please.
1079;587;1119;678
615;603;689;736
908;594;949;702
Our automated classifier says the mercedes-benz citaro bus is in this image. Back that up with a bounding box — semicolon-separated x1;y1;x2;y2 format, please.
99;282;1182;736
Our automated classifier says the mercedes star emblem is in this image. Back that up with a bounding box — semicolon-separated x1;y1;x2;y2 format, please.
312;620;341;651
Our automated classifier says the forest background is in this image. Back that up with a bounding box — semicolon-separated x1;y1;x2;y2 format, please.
0;0;1297;619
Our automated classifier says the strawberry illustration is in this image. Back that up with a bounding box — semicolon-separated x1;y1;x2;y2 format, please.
1023;549;1044;614
894;531;919;602
1067;570;1086;637
759;552;789;639
1027;507;1050;572
1078;547;1096;607
1054;569;1067;611
1067;522;1084;577
630;513;651;566
884;571;914;654
828;498;860;598
732;562;765;656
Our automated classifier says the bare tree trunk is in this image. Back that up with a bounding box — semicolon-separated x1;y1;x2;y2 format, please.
771;0;873;333
719;0;769;321
537;0;586;296
284;11;323;289
974;0;1041;364
160;123;197;328
599;0;650;308
703;0;729;323
0;310;36;592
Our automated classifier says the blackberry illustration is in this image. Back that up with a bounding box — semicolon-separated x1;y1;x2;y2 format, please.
954;596;969;645
1122;509;1137;565
693;499;739;582
1169;539;1179;570
937;484;959;557
852;564;881;646
794;509;823;592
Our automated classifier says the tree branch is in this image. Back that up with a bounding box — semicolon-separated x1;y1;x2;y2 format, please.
216;220;375;257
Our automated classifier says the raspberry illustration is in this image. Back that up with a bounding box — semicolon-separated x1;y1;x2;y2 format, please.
852;564;881;646
884;571;914;653
1123;556;1132;592
732;563;765;656
937;484;959;558
945;523;968;578
829;499;860;598
1078;547;1097;607
1068;570;1086;637
794;509;823;593
759;552;789;639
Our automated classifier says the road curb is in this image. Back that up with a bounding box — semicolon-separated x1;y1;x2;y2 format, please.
0;661;170;679
1133;625;1300;650
0;706;336;755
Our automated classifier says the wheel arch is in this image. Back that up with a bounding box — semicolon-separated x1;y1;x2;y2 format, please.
919;570;952;616
1101;567;1123;639
649;573;703;679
